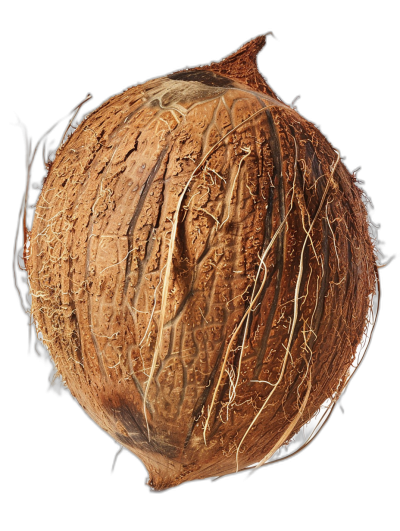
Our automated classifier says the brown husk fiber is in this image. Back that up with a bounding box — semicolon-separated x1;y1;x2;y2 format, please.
25;36;377;490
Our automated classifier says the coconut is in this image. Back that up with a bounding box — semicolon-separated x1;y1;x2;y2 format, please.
25;36;378;490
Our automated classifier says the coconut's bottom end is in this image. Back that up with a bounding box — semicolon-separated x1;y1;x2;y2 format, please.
146;466;191;491
145;461;226;491
139;444;257;490
123;440;236;490
141;455;202;491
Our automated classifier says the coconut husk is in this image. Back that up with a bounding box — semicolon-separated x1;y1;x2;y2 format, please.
25;36;378;490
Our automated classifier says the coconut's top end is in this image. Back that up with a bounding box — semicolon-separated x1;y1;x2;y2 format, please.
176;34;281;102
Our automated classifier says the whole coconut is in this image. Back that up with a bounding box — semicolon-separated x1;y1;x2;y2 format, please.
25;36;377;490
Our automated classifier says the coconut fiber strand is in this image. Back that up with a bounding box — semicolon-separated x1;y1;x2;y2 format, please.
25;36;377;490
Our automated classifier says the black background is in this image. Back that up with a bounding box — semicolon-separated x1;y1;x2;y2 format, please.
1;11;399;529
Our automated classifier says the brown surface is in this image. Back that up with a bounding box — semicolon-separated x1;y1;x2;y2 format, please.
26;36;377;489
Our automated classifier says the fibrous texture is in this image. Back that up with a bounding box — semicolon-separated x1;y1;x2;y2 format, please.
25;36;377;489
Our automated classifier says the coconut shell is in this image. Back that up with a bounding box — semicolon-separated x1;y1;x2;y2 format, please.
25;36;377;490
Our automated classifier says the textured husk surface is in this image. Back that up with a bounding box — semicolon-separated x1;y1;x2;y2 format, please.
26;36;377;490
